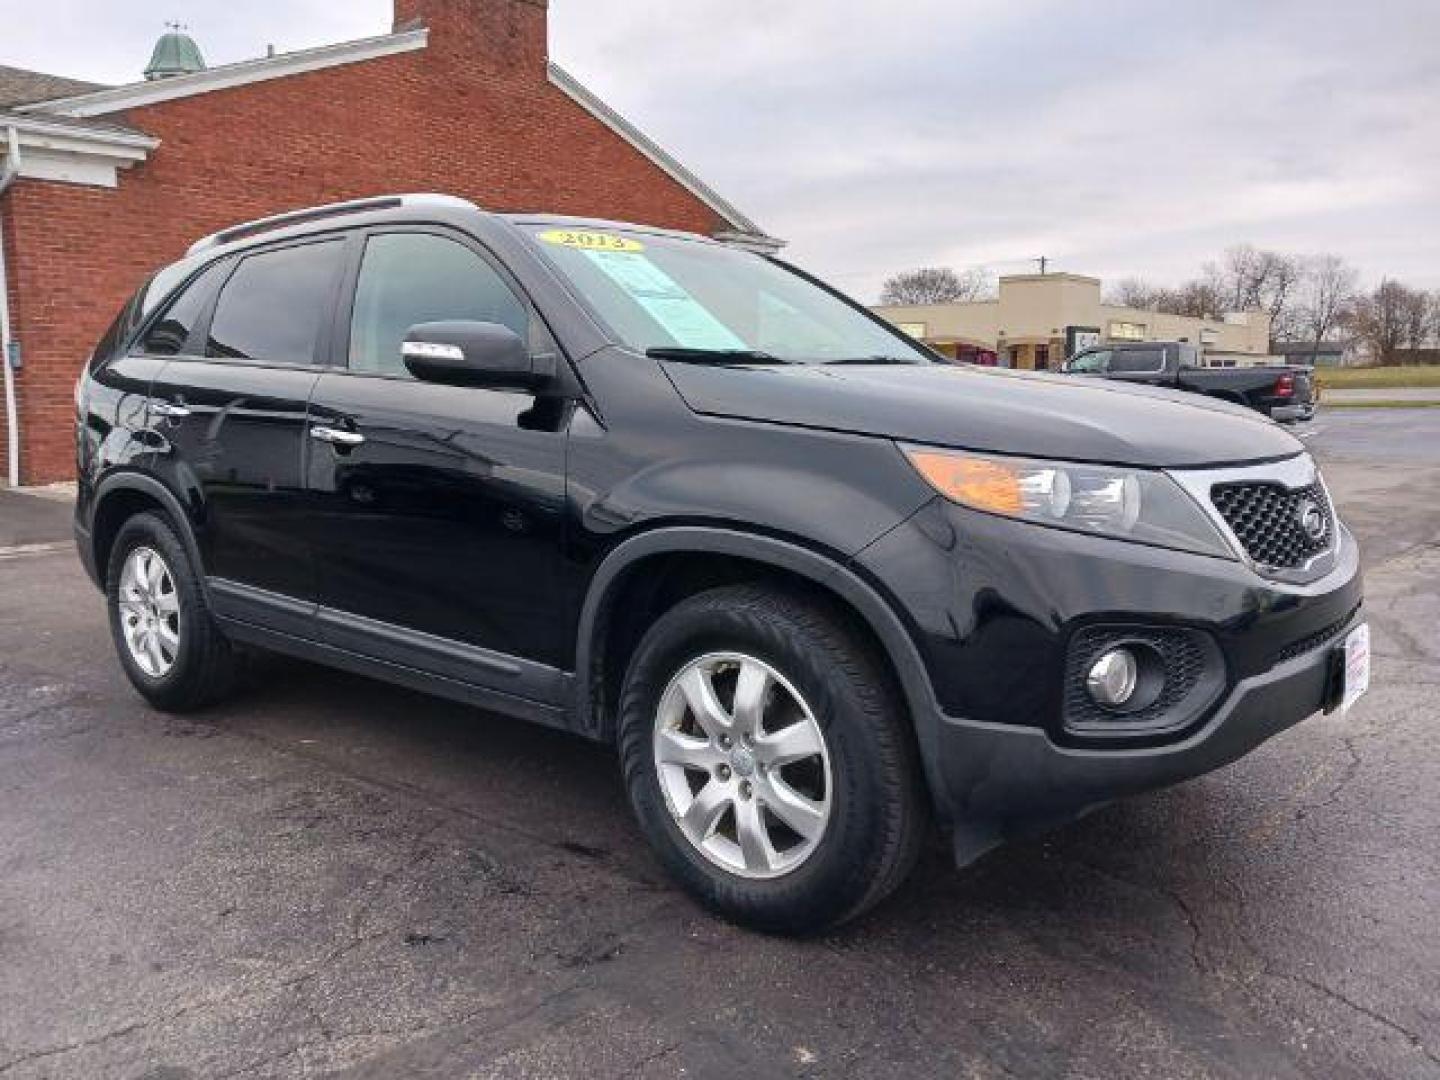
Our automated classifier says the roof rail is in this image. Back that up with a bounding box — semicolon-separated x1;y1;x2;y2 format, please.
186;193;480;256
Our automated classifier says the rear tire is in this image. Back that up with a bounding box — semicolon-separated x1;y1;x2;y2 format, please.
618;585;928;933
107;512;242;712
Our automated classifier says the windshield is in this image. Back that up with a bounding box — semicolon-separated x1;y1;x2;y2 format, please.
520;225;933;365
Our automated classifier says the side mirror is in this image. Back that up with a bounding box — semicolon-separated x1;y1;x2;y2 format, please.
401;321;553;390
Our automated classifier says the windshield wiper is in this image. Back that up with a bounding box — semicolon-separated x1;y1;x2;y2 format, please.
823;355;923;366
646;347;793;365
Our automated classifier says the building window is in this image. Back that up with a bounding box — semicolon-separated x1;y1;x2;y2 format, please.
895;322;927;339
1108;320;1146;342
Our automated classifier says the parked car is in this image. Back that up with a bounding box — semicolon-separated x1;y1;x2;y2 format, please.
75;195;1367;932
1063;341;1317;421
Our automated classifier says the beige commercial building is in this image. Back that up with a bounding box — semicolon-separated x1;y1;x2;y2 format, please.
874;273;1272;370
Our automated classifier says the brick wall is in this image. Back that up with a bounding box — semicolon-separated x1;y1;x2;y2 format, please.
0;0;728;483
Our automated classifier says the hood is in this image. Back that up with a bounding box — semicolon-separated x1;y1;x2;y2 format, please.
661;361;1303;469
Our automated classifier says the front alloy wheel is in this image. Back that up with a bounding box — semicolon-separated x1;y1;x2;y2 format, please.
619;585;928;933
654;653;832;879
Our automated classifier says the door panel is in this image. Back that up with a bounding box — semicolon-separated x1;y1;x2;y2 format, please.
149;360;322;605
304;227;572;675
306;374;570;668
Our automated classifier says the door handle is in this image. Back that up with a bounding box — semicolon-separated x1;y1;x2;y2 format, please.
151;401;192;419
310;426;366;448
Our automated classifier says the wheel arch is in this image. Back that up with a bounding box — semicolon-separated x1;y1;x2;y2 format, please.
574;527;943;784
90;472;205;592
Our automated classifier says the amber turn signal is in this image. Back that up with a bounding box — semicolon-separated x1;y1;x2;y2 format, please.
903;449;1024;515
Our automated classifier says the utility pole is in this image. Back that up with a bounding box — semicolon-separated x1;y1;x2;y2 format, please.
1035;256;1048;275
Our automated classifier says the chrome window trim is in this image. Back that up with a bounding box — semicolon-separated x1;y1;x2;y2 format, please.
1167;453;1341;582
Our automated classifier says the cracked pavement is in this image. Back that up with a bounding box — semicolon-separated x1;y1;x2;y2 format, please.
1;408;1437;1079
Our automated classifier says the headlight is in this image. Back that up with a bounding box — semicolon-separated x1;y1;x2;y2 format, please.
901;445;1233;558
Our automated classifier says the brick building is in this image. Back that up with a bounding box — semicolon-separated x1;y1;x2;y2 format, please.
0;0;778;485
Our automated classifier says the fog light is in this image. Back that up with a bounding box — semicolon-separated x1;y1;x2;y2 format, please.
1086;648;1138;708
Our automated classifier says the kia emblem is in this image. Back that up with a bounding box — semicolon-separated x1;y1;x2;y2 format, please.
1297;499;1327;541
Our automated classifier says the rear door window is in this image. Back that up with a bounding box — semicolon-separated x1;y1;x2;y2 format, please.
205;241;344;365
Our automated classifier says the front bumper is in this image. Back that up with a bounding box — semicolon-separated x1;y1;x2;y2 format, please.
854;494;1363;860
931;607;1361;862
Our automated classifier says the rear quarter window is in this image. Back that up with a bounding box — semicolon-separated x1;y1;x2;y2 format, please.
135;261;230;357
90;299;138;371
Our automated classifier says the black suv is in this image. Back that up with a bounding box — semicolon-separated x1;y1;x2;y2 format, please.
75;195;1368;932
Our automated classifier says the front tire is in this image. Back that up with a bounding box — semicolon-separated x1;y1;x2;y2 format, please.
618;585;928;933
107;512;242;712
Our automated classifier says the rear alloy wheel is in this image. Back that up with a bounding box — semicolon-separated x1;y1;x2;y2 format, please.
117;546;182;679
619;585;928;933
107;512;243;713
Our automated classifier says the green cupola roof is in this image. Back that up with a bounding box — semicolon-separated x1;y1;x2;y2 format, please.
144;25;206;81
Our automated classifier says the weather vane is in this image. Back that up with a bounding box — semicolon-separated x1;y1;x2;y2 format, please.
165;19;189;32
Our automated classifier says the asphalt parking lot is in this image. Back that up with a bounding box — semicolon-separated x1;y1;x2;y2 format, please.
1;408;1437;1079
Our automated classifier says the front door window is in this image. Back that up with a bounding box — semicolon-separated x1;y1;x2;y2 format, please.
349;232;529;377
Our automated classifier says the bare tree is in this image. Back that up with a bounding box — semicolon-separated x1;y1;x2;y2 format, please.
879;267;992;306
1105;278;1165;309
1397;286;1432;360
1105;276;1223;319
1345;280;1428;365
1209;246;1264;312
1203;245;1303;338
1262;254;1304;340
1167;279;1226;320
1291;254;1358;362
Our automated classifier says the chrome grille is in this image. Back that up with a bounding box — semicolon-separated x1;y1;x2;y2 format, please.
1211;480;1334;570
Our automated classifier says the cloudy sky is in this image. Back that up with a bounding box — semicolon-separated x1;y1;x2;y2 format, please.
7;0;1438;299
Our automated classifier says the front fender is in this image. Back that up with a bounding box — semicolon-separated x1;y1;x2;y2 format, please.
572;525;956;817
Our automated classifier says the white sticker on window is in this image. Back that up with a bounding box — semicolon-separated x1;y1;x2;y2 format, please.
582;250;746;351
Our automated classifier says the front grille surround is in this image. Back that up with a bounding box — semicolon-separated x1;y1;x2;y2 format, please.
1167;455;1341;583
1062;625;1226;743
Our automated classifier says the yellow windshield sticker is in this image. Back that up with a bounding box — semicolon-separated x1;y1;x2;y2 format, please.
538;229;645;253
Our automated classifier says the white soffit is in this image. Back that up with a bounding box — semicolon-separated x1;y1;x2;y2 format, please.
2;117;157;188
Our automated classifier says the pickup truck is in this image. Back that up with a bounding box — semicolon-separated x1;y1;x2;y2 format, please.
1063;341;1317;422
